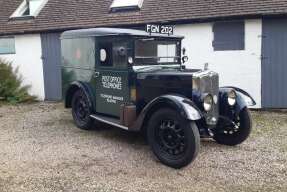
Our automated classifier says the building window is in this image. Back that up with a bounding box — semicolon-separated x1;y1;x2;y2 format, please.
10;0;48;18
0;37;16;54
212;21;245;51
110;0;144;12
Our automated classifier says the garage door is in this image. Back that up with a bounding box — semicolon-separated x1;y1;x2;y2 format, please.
41;33;62;101
262;19;287;108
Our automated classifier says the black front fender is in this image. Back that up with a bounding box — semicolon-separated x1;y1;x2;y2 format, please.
131;94;203;131
219;87;255;115
221;86;256;106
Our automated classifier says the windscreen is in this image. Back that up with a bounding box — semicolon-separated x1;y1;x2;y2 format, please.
135;38;180;65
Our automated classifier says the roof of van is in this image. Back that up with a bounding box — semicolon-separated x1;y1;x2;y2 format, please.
61;28;184;39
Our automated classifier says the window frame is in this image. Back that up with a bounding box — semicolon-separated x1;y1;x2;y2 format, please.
133;37;182;66
110;0;144;12
212;20;245;51
61;37;95;69
10;0;48;19
0;36;16;55
95;36;132;70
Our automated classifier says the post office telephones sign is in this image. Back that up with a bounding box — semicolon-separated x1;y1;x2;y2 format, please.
146;24;174;35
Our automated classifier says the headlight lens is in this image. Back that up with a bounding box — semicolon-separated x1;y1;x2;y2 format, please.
227;90;237;106
203;94;213;112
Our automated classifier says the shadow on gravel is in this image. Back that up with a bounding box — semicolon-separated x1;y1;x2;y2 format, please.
200;139;237;149
87;121;147;145
83;121;229;150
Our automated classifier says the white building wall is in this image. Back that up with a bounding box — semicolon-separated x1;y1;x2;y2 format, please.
0;34;45;100
175;19;262;108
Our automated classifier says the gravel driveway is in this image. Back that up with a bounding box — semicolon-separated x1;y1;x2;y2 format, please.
0;102;286;192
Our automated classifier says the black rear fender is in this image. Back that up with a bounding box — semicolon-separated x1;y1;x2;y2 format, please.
65;81;96;112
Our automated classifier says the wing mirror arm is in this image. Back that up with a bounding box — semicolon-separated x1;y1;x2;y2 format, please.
181;47;189;66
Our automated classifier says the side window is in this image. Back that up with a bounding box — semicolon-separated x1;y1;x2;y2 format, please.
212;21;245;51
97;39;129;68
99;41;113;67
61;37;95;68
0;37;16;54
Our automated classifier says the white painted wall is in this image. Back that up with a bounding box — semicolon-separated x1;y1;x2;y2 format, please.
175;19;262;108
0;34;45;100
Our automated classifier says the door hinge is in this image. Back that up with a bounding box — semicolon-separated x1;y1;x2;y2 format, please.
260;55;268;60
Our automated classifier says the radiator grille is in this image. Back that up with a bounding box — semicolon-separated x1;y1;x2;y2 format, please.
193;71;219;125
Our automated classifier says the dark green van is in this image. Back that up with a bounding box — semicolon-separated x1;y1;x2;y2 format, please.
61;28;256;169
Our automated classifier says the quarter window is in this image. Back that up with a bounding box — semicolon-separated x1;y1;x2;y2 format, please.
0;37;16;54
212;21;245;51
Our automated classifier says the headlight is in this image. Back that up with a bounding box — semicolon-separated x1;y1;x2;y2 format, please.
203;94;213;112
227;89;237;106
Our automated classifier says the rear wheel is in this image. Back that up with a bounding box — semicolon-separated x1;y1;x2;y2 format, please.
71;89;94;130
214;107;252;146
147;108;200;169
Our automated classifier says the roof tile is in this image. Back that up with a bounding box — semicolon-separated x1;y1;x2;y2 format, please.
1;0;287;35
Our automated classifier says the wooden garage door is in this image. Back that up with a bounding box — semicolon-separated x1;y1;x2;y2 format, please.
41;33;62;101
262;19;287;108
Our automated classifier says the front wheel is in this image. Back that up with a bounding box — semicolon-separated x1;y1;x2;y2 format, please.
214;107;252;146
147;108;200;169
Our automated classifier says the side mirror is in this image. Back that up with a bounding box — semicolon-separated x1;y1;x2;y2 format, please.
182;47;186;55
182;56;188;64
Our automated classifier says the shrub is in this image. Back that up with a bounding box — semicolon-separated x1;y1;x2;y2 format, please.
0;59;35;104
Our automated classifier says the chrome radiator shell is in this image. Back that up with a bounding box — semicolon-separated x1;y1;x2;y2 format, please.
192;70;219;126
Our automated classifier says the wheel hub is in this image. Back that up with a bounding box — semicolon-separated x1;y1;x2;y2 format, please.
157;120;185;155
75;97;89;120
218;115;241;135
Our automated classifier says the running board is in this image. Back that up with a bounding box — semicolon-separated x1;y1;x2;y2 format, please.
90;114;129;130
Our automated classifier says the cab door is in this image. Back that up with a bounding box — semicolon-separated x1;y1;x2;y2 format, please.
93;37;130;117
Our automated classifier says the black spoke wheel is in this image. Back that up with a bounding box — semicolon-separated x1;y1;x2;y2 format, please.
147;108;200;169
214;107;252;146
71;89;94;130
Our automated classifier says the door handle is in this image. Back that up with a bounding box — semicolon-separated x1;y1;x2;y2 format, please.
94;72;100;78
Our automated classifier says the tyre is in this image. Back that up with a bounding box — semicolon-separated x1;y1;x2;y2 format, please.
147;108;200;169
71;89;94;130
214;107;252;146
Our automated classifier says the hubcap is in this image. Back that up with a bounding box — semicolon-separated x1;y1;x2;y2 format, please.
156;120;186;156
222;116;241;135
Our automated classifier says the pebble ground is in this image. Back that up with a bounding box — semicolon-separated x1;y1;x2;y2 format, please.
0;102;286;192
